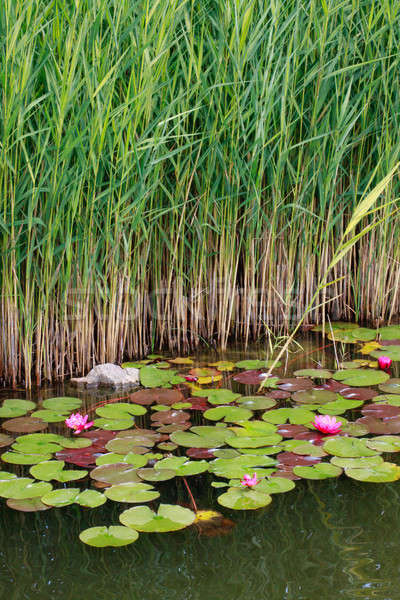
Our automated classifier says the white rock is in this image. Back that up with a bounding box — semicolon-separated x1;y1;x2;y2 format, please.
70;363;140;387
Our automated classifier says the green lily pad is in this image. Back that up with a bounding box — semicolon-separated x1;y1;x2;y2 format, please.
318;398;363;415
95;403;147;418
104;482;160;503
371;394;400;406
93;417;134;431
136;468;176;481
262;408;315;425
0;399;36;418
12;440;62;454
235;360;280;369
330;456;384;469
95;453;148;468
79;526;138;547
323;437;378;457
31;409;69;423
170;427;233;448
231;421;278;435
292;463;342;479
293;369;332;379
42;397;82;411
378;326;400;340
227;434;282;448
208;361;235;371
350;327;377;341
332;369;389;386
379;379;400;394
155;456;209;476
209;455;276;479
291;443;327;457
313;322;359;332
341;422;369;436
365;436;400;453
204;406;252;423
41;488;80;507
238;446;282;455
1;451;53;465
370;347;400;361
120;503;196;532
217;487;272;510
57;437;92;449
229;477;295;494
192;388;241;405
0;478;52;499
237;397;277;410
30;461;87;482
345;462;400;482
292;390;337;405
75;489;107;508
0;471;17;480
90;463;141;484
106;435;156;453
140;366;178;388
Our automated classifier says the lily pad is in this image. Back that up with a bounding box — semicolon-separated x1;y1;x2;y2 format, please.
292;390;336;405
356;415;400;434
29;460;87;482
0;478;52;499
93;417;134;431
292;463;342;479
379;379;400;394
323;437;378;457
277;378;314;392
104;482;160;503
75;489;107;508
90;463;141;484
318;398;363;415
0;434;13;448
120;503;196;532
2;417;47;433
95;403;147;418
365;436;400;453
233;370;271;385
371;394;400;406
370;347;400;361
209;455;276;479
227;434;282;448
155;456;209;476
235;359;280;369
193;389;241;405
345;462;400;482
208;361;235;371
79;526;138;547
1;451;53;465
106;434;157;453
0;399;36;418
262;408;315;425
237;397;276;410
31;410;70;423
378;326;400;340
6;498;51;512
217;487;272;510
41;488;80;507
330;456;384;469
136;468;176;481
129;389;184;406
95;453;148;467
204;406;252;423
42;397;82;411
140;366;179;388
350;327;377;341
293;369;332;379
332;369;389;386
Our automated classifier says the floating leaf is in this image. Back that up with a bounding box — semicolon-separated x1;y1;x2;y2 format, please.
120;503;195;532
217;487;272;510
292;390;336;405
262;408;315;425
1;451;52;465
330;456;384;469
365;436;400;453
209;455;276;479
277;378;314;392
227;434;282;448
129;389;184;406
75;489;107;508
237;396;276;410
332;369;389;386
293;369;332;379
93;417;134;431
30;460;87;482
0;434;13;448
233;370;271;385
136;468;176;481
0;471;17;480
41;488;80;507
208;361;235;371
79;526;138;547
323;437;378;457
350;327;377;341
0;399;36;418
204;406;252;423
155;456;209;476
140;366;179;388
95;403;147;418
31;409;70;423
106;434;157;453
235;360;280;369
168;357;194;365
90;463;141;484
95;453;148;467
193;388;241;405
379;326;400;340
0;478;52;499
379;379;400;394
42;397;82;411
293;463;342;479
371;394;400;405
2;417;47;433
345;462;400;482
277;452;321;466
6;498;51;512
356;415;400;434
104;482;160;503
370;347;400;361
318;398;363;415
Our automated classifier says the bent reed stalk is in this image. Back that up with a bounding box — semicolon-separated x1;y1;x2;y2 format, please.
1;0;400;387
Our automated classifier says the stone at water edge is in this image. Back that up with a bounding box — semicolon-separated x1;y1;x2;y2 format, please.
70;364;140;387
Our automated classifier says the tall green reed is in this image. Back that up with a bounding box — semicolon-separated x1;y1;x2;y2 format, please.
1;0;400;386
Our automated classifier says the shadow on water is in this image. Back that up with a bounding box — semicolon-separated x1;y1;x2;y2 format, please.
1;338;400;600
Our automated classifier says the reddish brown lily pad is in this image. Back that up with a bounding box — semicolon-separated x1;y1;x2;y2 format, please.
129;389;184;406
278;378;314;392
56;447;102;467
356;416;400;434
187;398;209;411
277;425;309;438
2;417;47;433
294;431;327;445
150;410;190;425
380;339;400;346
277;452;321;466
186;448;217;459
322;381;377;400
268;390;291;400
6;498;51;512
361;404;400;418
233;370;268;385
155;423;192;433
0;434;14;448
272;466;301;480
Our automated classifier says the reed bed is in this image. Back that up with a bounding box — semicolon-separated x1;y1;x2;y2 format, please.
1;0;400;386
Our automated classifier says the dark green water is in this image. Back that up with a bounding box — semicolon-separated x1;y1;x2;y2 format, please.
1;339;400;600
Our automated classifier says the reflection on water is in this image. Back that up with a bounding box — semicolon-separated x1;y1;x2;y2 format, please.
0;338;400;600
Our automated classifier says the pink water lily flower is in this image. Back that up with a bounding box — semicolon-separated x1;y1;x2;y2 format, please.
378;356;392;371
185;375;198;382
312;415;342;435
65;413;94;435
240;473;260;488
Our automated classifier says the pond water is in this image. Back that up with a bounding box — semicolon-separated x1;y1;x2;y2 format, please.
1;333;400;600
